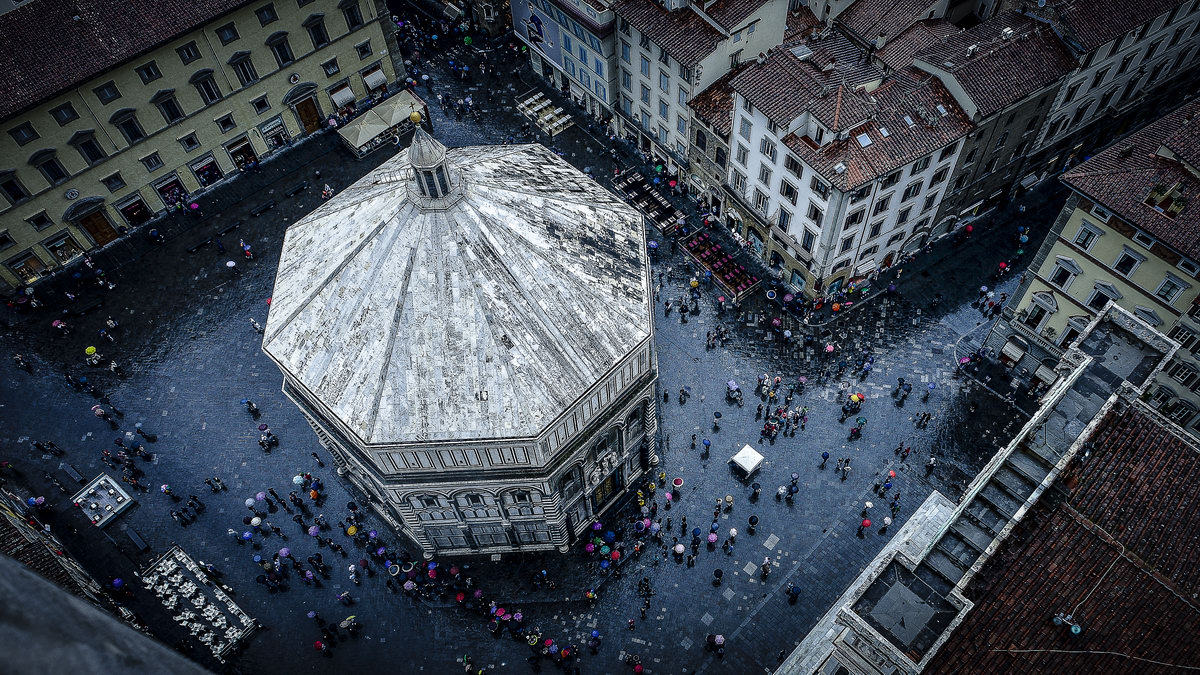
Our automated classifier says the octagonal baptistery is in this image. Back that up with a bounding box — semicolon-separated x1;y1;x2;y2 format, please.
263;128;658;557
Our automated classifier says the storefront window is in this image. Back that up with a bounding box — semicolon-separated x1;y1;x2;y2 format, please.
8;253;46;283
45;235;83;264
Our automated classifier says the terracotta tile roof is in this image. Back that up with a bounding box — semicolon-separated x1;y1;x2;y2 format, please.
912;13;1077;119
0;0;253;121
0;510;87;600
838;0;939;46
694;0;770;31
779;70;973;190
1062;99;1200;260
875;18;959;71
1026;0;1189;53
927;405;1200;675
687;63;751;136
784;5;820;42
611;0;724;67
729;30;881;131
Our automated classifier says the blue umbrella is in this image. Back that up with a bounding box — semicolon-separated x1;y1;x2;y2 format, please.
692;527;701;537
600;560;610;569
242;531;253;540
648;241;658;249
702;439;711;448
711;522;719;532
603;530;616;543
253;555;262;563
928;383;936;390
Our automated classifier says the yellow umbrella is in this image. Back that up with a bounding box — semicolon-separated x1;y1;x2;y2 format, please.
85;346;96;355
690;279;699;288
347;525;358;535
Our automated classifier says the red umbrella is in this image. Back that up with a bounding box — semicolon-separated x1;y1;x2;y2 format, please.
965;225;973;232
456;592;465;602
862;519;872;528
998;262;1007;270
888;470;896;478
611;550;621;561
313;640;324;650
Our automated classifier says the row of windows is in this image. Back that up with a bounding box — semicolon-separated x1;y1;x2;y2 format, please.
1060;220;1192;305
7;0;371;150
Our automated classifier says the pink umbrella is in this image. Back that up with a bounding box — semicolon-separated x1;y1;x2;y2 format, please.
707;533;718;543
825;344;835;353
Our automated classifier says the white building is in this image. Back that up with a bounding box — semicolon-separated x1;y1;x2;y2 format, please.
512;0;619;118
611;0;789;170
1026;0;1200;170
725;30;972;293
263;124;659;557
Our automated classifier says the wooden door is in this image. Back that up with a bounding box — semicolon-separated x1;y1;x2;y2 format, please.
79;211;117;246
296;98;320;133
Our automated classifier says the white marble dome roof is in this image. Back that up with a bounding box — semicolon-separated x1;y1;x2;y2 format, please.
263;143;652;445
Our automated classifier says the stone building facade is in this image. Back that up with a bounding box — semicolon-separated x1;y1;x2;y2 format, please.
264;130;659;557
0;0;400;292
985;99;1200;436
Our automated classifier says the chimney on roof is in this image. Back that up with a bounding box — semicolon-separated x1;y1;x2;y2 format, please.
756;52;767;65
966;43;979;57
1000;27;1014;40
1118;145;1134;158
874;32;888;51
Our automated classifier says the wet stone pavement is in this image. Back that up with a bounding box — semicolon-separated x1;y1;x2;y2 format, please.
0;35;1055;675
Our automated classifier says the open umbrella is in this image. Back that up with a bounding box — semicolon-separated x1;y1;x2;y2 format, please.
280;547;290;557
85;346;97;356
293;475;305;485
251;517;261;527
603;530;616;543
674;544;685;554
244;498;256;508
308;526;321;536
258;424;269;431
600;560;610;569
585;542;596;552
888;470;896;478
861;519;872;528
692;527;701;537
253;555;263;563
256;492;266;501
713;411;722;419
592;522;603;531
242;531;253;541
707;533;718;543
346;525;358;536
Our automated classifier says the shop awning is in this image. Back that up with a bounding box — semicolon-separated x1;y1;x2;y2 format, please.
1001;340;1026;361
363;69;387;90
730;444;764;476
1033;363;1058;384
331;87;356;108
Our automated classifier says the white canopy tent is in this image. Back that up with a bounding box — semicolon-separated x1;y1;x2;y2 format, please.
336;90;424;157
731;444;764;476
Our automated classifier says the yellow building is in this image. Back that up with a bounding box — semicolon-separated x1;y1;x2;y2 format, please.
987;99;1200;432
0;0;400;291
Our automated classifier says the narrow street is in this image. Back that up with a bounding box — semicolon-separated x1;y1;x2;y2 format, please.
0;29;1061;674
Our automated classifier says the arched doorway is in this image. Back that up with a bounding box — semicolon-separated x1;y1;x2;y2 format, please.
283;82;322;134
63;196;118;246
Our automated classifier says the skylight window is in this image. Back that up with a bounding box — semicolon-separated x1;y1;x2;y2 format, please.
936;104;948;116
903;115;914;127
879;126;890;137
856;133;873;147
